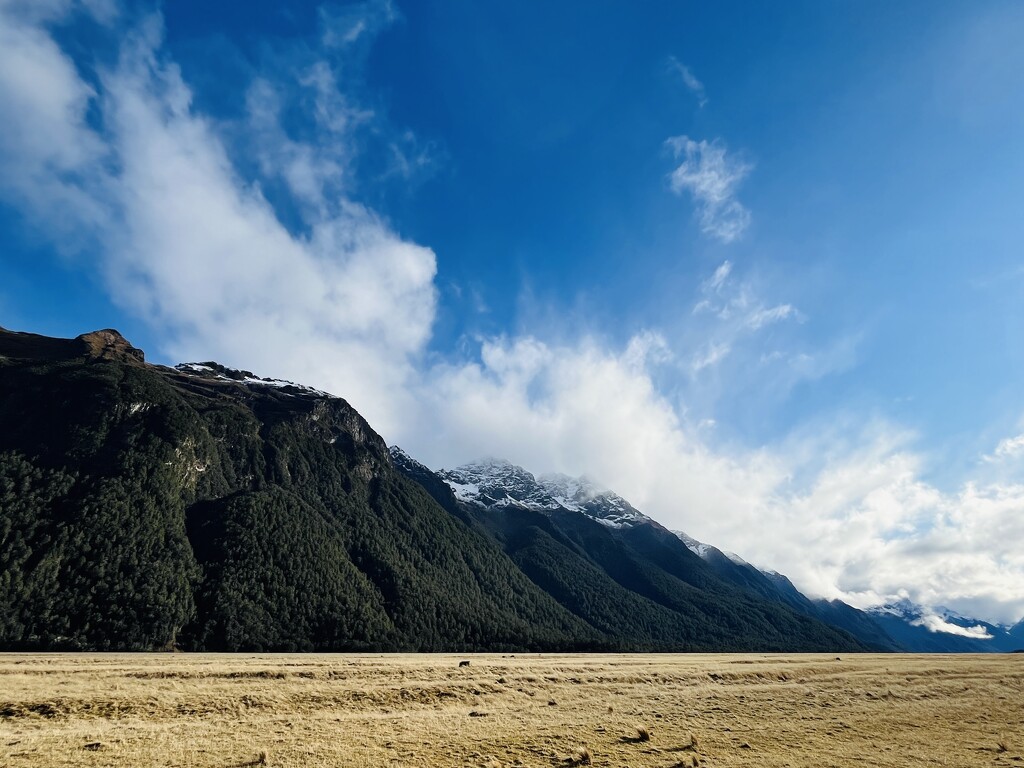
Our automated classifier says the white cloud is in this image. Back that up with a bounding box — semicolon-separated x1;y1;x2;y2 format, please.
691;341;730;373
747;304;798;330
382;129;440;183
666;136;752;243
911;613;993;639
319;0;396;50
667;56;707;107
985;433;1024;462
683;260;809;386
703;260;732;293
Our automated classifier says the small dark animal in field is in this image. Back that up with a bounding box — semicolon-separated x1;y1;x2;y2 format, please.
459;660;471;667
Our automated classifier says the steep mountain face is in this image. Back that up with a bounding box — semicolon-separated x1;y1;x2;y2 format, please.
0;327;603;651
406;454;867;652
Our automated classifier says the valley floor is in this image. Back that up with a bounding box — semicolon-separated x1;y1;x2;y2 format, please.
0;653;1021;767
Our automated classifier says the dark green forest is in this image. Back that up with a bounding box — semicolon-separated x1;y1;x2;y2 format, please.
0;327;865;652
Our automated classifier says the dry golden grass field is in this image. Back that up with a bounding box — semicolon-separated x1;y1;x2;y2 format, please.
0;653;1021;768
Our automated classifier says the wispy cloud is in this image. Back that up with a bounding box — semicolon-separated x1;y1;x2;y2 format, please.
666;136;752;243
667;55;707;106
693;261;799;329
704;260;732;292
747;303;798;330
984;433;1024;463
691;341;731;373
319;0;396;50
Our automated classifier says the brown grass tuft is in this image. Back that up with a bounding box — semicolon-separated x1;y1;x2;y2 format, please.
573;746;592;765
636;725;651;742
996;738;1009;753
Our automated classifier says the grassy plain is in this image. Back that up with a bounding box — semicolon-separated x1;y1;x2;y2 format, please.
0;653;1021;767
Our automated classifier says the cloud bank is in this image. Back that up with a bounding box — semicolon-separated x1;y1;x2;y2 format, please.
1;2;1022;625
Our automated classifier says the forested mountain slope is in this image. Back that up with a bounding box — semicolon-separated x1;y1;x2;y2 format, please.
393;451;868;652
0;327;599;651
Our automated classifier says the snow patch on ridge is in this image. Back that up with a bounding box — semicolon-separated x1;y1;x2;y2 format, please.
174;362;335;398
675;531;717;558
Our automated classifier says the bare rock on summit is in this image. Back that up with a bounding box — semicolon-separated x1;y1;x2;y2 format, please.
0;326;145;363
76;329;145;363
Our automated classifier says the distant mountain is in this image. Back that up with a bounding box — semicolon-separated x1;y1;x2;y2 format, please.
674;532;903;651
429;457;1023;655
398;452;868;652
674;530;1024;654
866;600;1024;653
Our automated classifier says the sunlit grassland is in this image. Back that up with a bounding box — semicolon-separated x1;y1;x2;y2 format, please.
1;653;1021;767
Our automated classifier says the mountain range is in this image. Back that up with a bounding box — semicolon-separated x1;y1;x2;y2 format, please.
1;326;1019;652
396;451;1024;653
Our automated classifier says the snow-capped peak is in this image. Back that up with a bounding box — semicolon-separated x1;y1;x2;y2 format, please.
388;445;424;471
438;458;556;510
436;458;651;528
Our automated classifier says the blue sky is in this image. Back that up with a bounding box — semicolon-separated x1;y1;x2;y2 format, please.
1;0;1023;624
